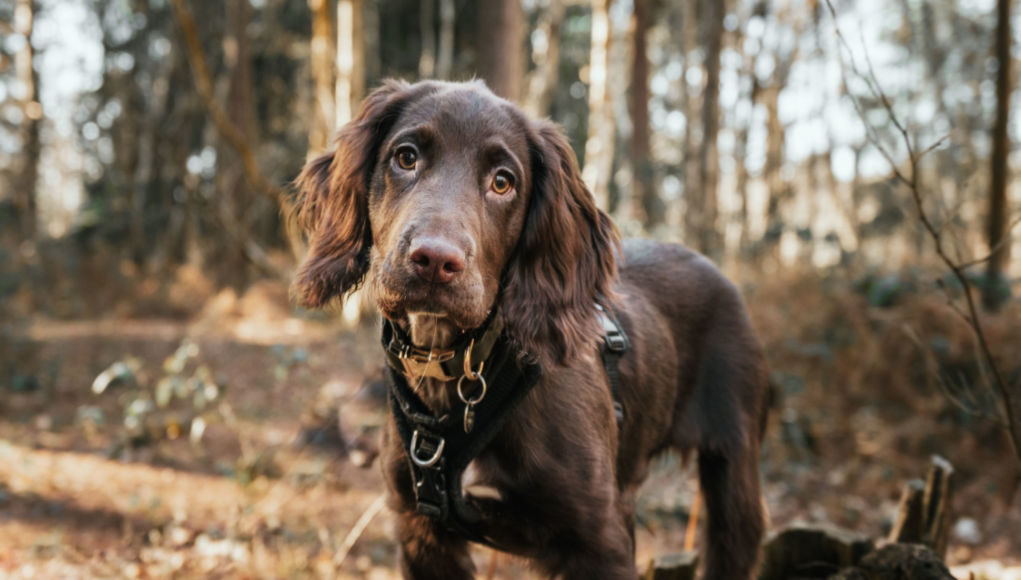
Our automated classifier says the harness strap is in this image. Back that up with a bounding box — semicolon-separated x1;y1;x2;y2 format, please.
597;303;630;427
384;327;542;547
382;302;627;546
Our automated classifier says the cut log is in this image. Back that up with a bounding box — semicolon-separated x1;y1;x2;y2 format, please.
829;543;954;580
888;479;925;544
643;551;698;580
923;455;954;556
758;524;874;580
888;455;955;557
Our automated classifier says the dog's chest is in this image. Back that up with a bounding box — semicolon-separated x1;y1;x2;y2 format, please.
408;379;508;502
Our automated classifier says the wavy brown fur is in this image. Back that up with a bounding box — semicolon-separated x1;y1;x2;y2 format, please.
501;121;621;366
292;80;423;307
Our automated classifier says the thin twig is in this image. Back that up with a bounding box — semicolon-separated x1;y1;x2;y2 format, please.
333;494;387;568
957;212;1021;270
824;0;1021;462
902;324;991;417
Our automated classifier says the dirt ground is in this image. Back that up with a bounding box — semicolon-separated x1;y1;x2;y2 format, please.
1;275;1019;579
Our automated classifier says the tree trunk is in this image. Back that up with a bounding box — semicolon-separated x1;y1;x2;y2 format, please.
984;0;1012;311
762;38;797;254
677;0;699;237
525;0;563;117
418;0;436;78
629;0;657;228
763;81;784;247
336;0;365;126
582;0;615;211
131;45;173;266
436;0;455;80
735;44;760;252
696;0;725;257
309;0;336;153
219;0;257;284
227;0;255;142
13;0;40;240
362;0;380;85
477;0;524;100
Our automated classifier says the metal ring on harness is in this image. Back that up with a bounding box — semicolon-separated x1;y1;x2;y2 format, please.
409;430;446;468
457;371;487;405
462;339;485;381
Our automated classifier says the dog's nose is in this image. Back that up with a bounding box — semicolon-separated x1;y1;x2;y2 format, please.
409;239;465;284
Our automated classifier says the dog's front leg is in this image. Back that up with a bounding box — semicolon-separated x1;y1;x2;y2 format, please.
396;512;475;580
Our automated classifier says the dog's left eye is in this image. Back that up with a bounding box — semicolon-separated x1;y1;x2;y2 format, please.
491;171;514;194
395;147;418;170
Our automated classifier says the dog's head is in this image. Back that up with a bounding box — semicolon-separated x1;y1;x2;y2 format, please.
292;80;619;366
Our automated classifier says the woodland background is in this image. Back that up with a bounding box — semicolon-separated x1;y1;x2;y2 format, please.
1;0;1021;578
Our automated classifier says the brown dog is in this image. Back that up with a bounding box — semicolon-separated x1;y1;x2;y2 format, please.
292;80;767;579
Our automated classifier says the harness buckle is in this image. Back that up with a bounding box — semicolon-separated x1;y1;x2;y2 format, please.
398;343;456;364
605;331;628;352
596;304;628;352
409;430;446;468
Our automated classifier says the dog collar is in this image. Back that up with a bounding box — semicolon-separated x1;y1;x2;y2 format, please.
381;313;504;382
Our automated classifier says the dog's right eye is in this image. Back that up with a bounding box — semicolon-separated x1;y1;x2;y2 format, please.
395;147;418;171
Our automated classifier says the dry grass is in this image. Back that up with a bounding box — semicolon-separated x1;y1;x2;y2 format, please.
1;269;1019;578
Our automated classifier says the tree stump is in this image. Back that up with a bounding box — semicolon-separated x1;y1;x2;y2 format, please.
759;524;874;580
888;479;925;544
888;455;954;557
828;543;954;580
643;551;698;580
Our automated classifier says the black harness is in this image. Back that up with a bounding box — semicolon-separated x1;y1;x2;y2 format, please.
596;302;630;426
382;305;629;544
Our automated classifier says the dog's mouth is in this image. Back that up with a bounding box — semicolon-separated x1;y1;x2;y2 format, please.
404;312;461;348
374;263;490;339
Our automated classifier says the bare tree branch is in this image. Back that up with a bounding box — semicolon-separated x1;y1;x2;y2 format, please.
169;0;288;208
824;0;1021;463
190;189;288;280
958;212;1021;270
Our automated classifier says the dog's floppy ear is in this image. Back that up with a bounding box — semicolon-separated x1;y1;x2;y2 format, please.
502;121;621;366
291;80;411;308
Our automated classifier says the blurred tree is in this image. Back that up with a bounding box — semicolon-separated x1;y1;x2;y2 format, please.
677;0;698;236
477;0;525;100
984;0;1012;311
628;0;656;228
415;0;456;81
216;0;259;285
436;0;455;80
335;0;365;125
693;0;724;257
582;0;614;210
762;8;798;256
543;2;593;163
12;0;39;240
309;0;336;152
419;0;436;78
734;1;766;251
525;0;563;117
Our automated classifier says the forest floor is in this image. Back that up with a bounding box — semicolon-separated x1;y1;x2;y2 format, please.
1;271;1020;579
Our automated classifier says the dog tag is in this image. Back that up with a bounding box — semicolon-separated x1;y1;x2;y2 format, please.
463;404;476;433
